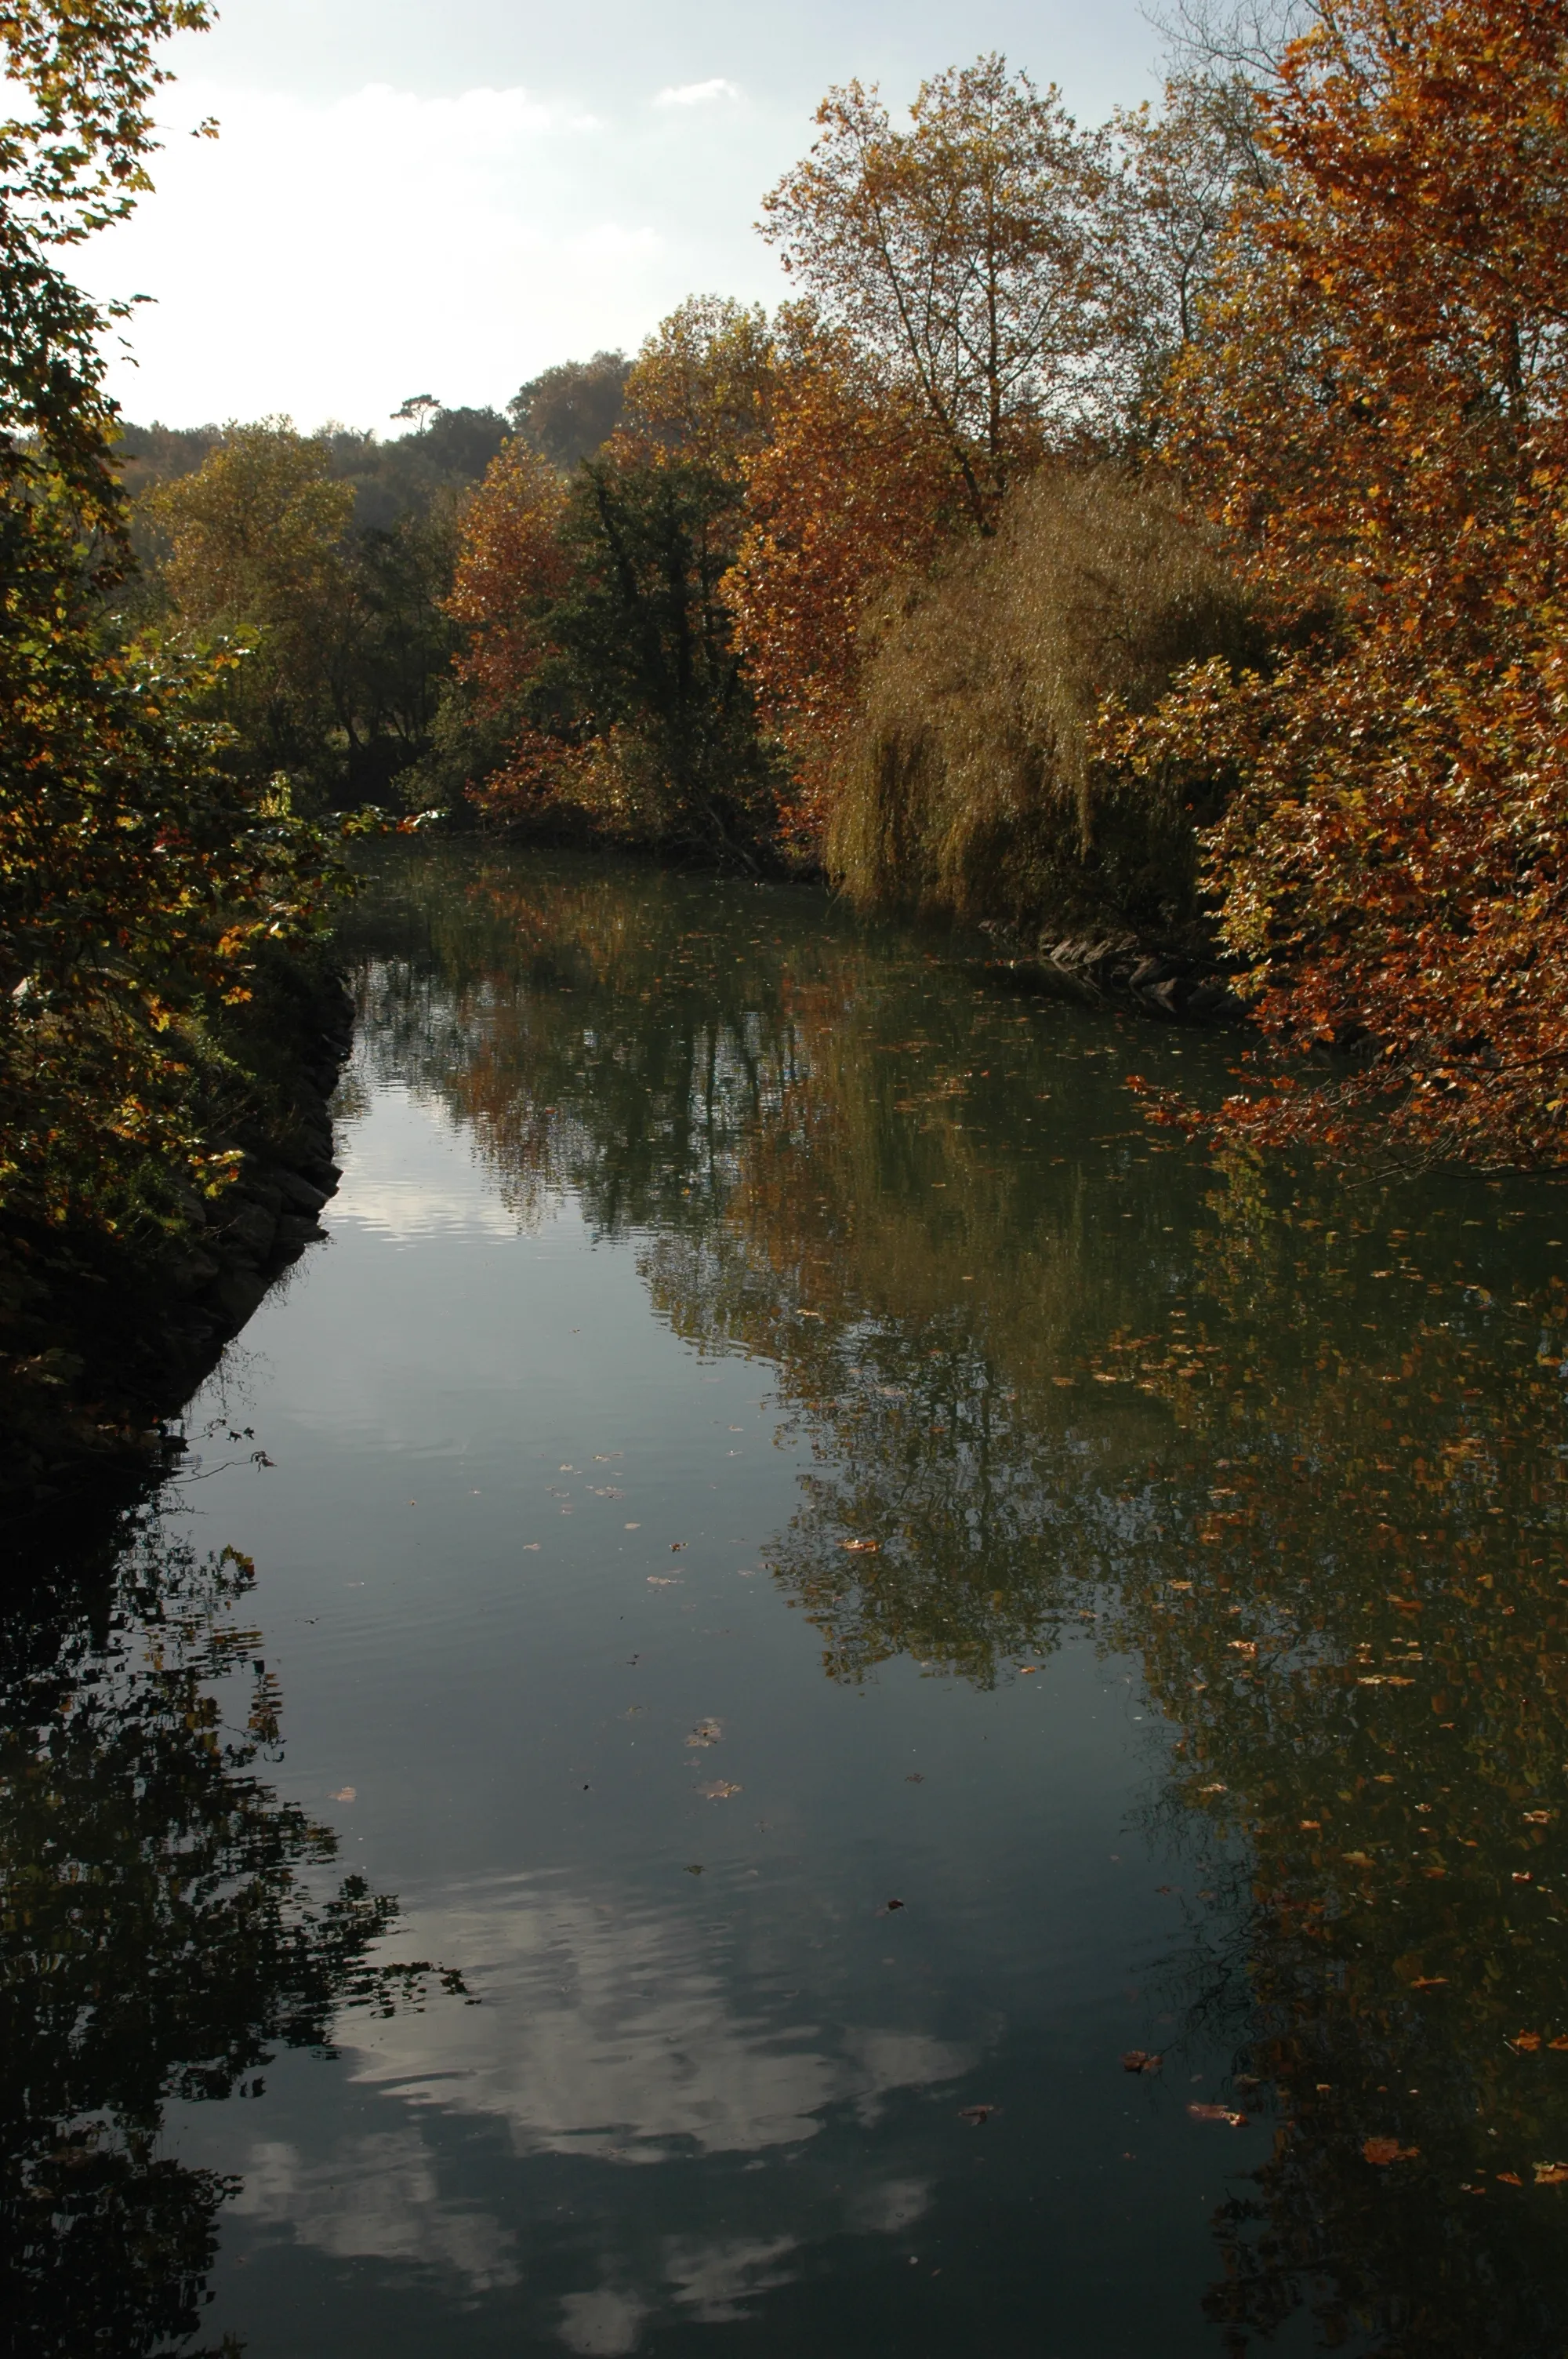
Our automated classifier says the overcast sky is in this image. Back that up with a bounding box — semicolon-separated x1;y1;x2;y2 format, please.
85;0;1165;434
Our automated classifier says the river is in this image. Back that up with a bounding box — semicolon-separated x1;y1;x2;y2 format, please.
9;843;1568;2357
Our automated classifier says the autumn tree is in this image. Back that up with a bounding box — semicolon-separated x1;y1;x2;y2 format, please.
149;422;356;786
615;295;776;472
722;322;962;848
760;55;1118;525
731;56;1135;856
442;307;783;860
1108;0;1568;1165
0;6;348;1237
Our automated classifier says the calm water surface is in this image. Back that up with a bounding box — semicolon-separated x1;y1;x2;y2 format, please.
12;845;1568;2357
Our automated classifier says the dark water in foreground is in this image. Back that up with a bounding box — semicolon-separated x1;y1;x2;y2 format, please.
11;845;1568;2359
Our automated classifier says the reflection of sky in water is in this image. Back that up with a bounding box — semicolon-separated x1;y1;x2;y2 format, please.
330;1084;522;1244
343;1874;971;2161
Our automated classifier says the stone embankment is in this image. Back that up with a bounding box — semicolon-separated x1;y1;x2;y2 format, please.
983;930;1247;1026
0;971;354;1553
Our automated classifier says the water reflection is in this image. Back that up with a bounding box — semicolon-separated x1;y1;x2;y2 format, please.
0;1525;439;2357
347;847;1568;2354
12;845;1568;2354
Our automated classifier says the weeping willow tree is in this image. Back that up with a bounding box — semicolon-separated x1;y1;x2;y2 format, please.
826;467;1263;941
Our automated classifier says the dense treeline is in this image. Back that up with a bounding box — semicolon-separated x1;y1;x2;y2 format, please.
122;1;1568;1164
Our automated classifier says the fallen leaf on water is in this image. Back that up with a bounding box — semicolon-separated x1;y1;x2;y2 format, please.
697;1780;742;1800
1363;2137;1418;2165
959;2104;998;2126
1514;1871;1534;1884
1052;1377;1076;1388
1534;2162;1568;2185
877;1898;906;1915
648;1576;681;1587
1121;2051;1163;2074
906;1772;924;1783
685;1720;723;1748
684;1863;704;1875
1300;1819;1322;1830
1018;1665;1037;1675
841;1539;880;1554
1497;2172;1525;2187
1228;1640;1258;1657
329;1787;356;1803
1189;2103;1247;2128
522;1543;541;1552
1169;1580;1193;1593
1509;2033;1542;2052
1342;1851;1377;1868
670;1542;688;1553
1410;1977;1449;1990
1525;1810;1553;1824
1549;2036;1568;2052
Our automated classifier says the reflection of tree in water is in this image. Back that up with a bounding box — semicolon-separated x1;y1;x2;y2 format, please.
0;1527;453;2358
1097;1164;1568;2356
347;846;1568;2351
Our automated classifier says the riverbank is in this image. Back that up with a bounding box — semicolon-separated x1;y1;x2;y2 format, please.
0;954;353;1557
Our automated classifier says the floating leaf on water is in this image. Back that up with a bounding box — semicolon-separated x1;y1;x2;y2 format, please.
670;1541;688;1552
1497;2171;1525;2187
685;1720;723;1748
684;1863;705;1875
1525;1810;1553;1823
1342;1851;1377;1868
959;2104;998;2126
841;1539;880;1554
1188;2103;1247;2128
1509;2033;1542;2052
697;1780;741;1800
1534;2162;1568;2185
906;1772;924;1783
1363;2136;1418;2165
1121;2050;1163;2074
329;1787;356;1802
877;1897;906;1915
648;1576;681;1587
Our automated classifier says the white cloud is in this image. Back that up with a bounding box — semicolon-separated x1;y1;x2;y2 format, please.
340;1872;972;2160
232;2130;518;2287
653;77;741;107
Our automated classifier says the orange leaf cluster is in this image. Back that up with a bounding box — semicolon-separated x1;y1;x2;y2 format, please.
1113;0;1568;1164
724;340;961;850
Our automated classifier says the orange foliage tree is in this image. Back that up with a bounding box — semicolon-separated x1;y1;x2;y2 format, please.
442;307;782;860
1109;0;1568;1165
723;322;961;849
441;442;573;820
728;56;1123;858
